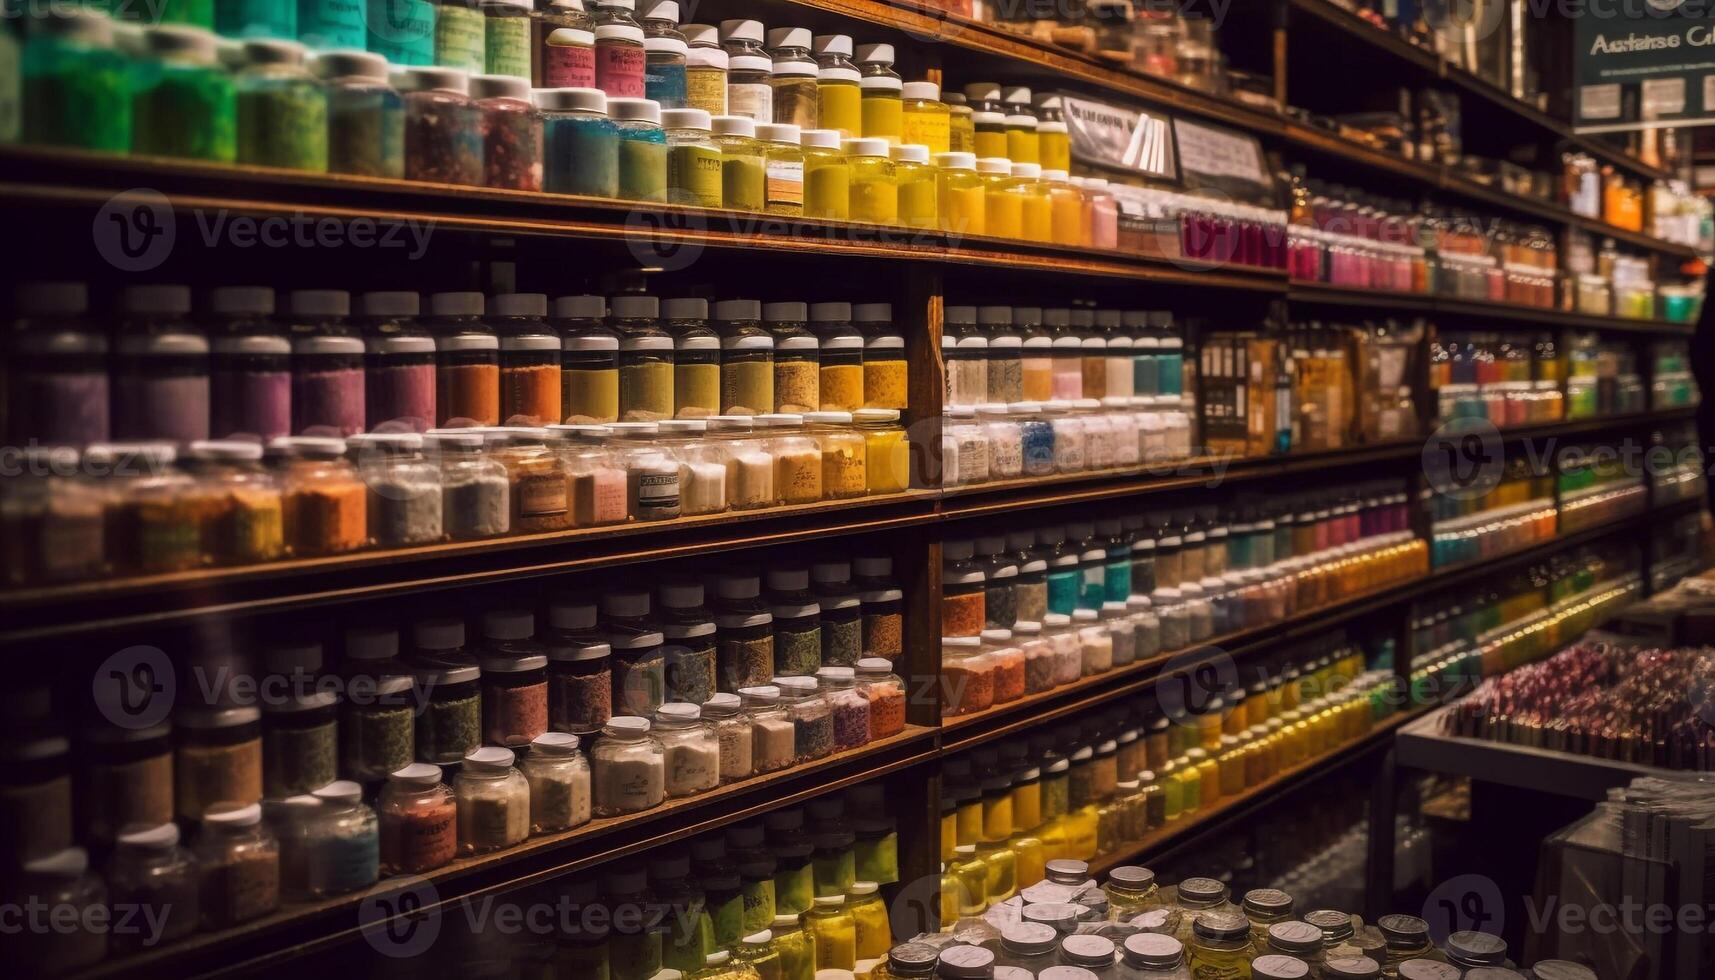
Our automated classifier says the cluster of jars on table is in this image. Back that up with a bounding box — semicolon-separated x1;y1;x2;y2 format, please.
536;790;902;980
936;489;1425;717
5;554;910;970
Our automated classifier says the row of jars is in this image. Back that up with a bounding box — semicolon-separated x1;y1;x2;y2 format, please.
941;400;1195;487
2;415;911;585
4;285;909;449
941;305;1188;408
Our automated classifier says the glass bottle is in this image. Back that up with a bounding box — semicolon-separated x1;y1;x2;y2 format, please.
539;0;597;88
106;823;199;952
805;894;858;970
191;803;281;927
715;114;768;212
978;156;1021;239
757;122;805;215
133;26;238;163
609;96;668;201
1001;86;1038;165
592;0;646;98
590;715;666;816
682;23;727;114
655;701;720;798
767;26;817;129
641;0;687;108
1036;94;1070;172
844;137;898;224
856;43;902;143
395;66;483;185
965;82;1008;160
935;151;985;236
715;299;775;415
1009;163;1052;243
891;143;938;229
1188;910;1258;979
945;91;975;153
802;128;851;220
720;19;772;121
663;107;722;207
813;33;861;138
536;86;620;196
234;39;329;172
901;81;950;154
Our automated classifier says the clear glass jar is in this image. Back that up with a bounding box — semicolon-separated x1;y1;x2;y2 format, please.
854;656;906;740
856;42;901;143
538;0;596;89
604;421;678;521
775;675;834;762
715;299;775;415
802;127;851;220
720;18;772;120
653;702;720;797
1045;611;1081;686
699;692;752;783
663;107;721;207
683;23;727;115
844;136;898;223
767;26;818;129
191;803;280;927
454;746;529;854
891;142;938;229
767;303;820;413
817;665;870;750
469;74;541;190
395;66;483;185
610;95;668;201
547;424;628;525
592;0;646;98
519;731;591;833
313;51;405;178
302;780;380;897
537;87;620;196
175;704;263;821
641;0;686;108
354;433;442;548
769;594;823;678
764;414;823;504
233;39;328;172
941;635;995;716
1189;910;1259;978
737;684;793;774
756;121;805;215
591;715;666;816
107;823;199;952
426;429;510;539
377;763;457;874
800;411;863;498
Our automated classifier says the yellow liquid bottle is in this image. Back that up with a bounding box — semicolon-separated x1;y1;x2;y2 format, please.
977;157;1021;239
946;92;976;153
949;843;988;918
1010;834;1046;888
1043;170;1087;246
812;33;861;139
964;82;1008;159
801;128;850;220
804;895;857;971
1002;86;1040;165
1037;94;1071;173
890;143;938;229
935;152;985;236
843;137;897;224
900;80;950;154
1009;163;1053;243
856;42;902;143
976;839;1017;904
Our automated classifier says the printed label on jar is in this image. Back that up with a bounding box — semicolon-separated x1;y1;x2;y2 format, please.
766;159;804;207
596;41;646;98
485;17;532;79
434;6;486;73
543;34;597;88
636;472;679;507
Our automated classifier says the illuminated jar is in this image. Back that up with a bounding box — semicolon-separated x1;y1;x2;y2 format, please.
1036;94;1070;172
900;80;950;154
640;0;686;109
1001;86;1039;164
555;294;620;424
766;26;817;129
715;299;774;415
978;156;1021;239
396;65;482;185
813;33;861;138
610;95;668;201
681;24;727;115
801;128;850;220
1083;177;1120;249
811;302;865;411
664;297;720;419
856;42;902;143
611;293;674;421
591;0;646;98
890;143;938;230
1008;163;1052;243
756;122;805;216
663;107;721;208
713;114;767;211
764;302;819;414
945;91;975;153
856;302;908;411
935;151;985;237
844;137;898;223
718;19;771;121
964;82;1007;159
1043;170;1087;246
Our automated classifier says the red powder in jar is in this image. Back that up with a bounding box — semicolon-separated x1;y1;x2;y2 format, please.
381;798;457;873
867;684;906;739
942;660;994;716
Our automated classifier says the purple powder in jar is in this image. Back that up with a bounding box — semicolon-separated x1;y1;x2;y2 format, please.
831;695;869;750
117;374;210;443
212;367;291;441
366;359;436;433
12;370;109;445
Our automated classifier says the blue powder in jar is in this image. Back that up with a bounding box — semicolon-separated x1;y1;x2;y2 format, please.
1020;419;1054;475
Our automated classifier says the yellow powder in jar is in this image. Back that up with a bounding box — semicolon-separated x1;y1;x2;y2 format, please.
562;367;619;423
821;437;867;498
774;360;819;414
721;360;773;415
776;447;823;504
619;361;674;421
863;360;908;409
675;362;720;419
820;364;865;411
863;429;909;494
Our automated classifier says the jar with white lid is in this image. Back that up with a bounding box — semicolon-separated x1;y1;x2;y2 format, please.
192;803;280;926
654;702;720;797
817;665;870;750
1074;607;1111;676
377;763;457;874
591;715;666;815
701;692;754;783
805;410;866;498
107;823;199;951
520;731;592;833
1043;400;1085;472
1044;611;1081;686
774;675;833;762
741;685;795;773
1076;398;1116;470
719;18;772;120
763;413;823;504
979;402;1023;479
946;404;988;486
1015;620;1056;694
454;746;529;853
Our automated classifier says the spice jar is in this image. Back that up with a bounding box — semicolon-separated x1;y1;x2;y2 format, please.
193;803;280;927
608;293;673;421
299;781;380;897
176;705;263;821
706;574;775;692
809;303;862;411
943;538;986;637
684;23;727;115
769;568;824;675
429;292;500;427
805;411;866;498
455;746;530;854
766;26;817;130
741;685;796;774
765;413;824;504
854;657;906;739
610;95;669;201
941;635;994;716
754;121;804;216
355;433;443;548
641;0;687;108
107;823;200;951
603;589;668;714
854;555;904;659
539;0;596;88
765;303;819;414
491;294;560;425
1189;910;1259;978
6;281;104;446
315;51;406;178
592;715;666;815
178;440;285;566
549;423;623;525
395;66;483;184
547;630;612;734
7;847;105;973
205;294;287;445
480;612;551;747
132;26;237;163
555;294;620;423
80;723;174;846
537;86;620;196
818;666;870;751
378;763;457;874
592;0;646;98
663;107;721;207
658;419;726;515
341;666;416;783
654;702;720;798
767;807;816;914
261;687;339;799
810;561;863;667
659;581;719;703
706;415;768;509
606;421;679;520
111;286;208;445
521;731;592;834
775;675;834;763
414;657;482;764
427;430;510;538
720;19;771;120
469;73;542;188
715;299;774;415
714;114;767;211
700;692;753;784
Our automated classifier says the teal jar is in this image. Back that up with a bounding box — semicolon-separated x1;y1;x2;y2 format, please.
433;0;484;72
537;85;619;197
22;7;133;152
216;0;297;39
608;95;666;202
132;25;237;162
298;0;367;49
314;49;404;177
235;38;328;170
481;0;530;78
366;0;435;65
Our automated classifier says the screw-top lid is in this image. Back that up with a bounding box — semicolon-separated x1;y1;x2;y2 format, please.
1525;963;1595;980
427;291;486;316
902;80;939;100
1179;876;1227;904
1108;865;1155;890
801;128;843;149
119;284;193;314
890;143;930;164
534;86;608;112
312;779;363;804
414;617;465;651
1122;934;1183;968
117;822;181;849
711;114;757;138
393;65;469;94
1010;162;1041;178
999;922;1057;956
608;97;661;123
812;33;853;56
1244;888;1293;917
390;762;443;785
659;107;712;132
1267;921;1323;955
934;151;976;170
854;42;893;63
843;137;889;157
1322;957;1383;980
1396;963;1462;980
1021;902;1080;932
1445;931;1507;965
1042;858;1090;884
1376;914;1429;947
488;293;548;318
976;156;1011;174
204;802;263;827
719;18;763;41
766;25;811;49
755;123;801;145
464;745;516;769
1193;909;1251;942
470;73;531;101
1060;934;1116;967
936;945;995;978
1251;955;1311;980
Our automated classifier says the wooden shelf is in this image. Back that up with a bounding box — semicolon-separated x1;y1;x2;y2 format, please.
1290;283;1698;334
69;725;940;980
1087;707;1423;876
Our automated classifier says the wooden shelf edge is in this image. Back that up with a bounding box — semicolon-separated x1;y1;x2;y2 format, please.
1289;283;1698;334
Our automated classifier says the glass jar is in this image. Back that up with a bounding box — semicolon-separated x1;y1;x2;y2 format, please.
454;746;529;854
663;107;721;207
715;299;775;415
302;781;380;897
818;665;870;750
133;26;237;163
107;823;199;952
377;763;457;874
766;303;820;413
538;0;596;88
698;692;752;783
757;121;806;215
590;715;666;816
112;286;208;445
610;96;669;201
776;675;834;762
518;731;591;833
641;0;686;108
1188;910;1259;978
311;51;406;178
6;282;105;447
813;303;864;411
941;635;995;716
469;74;542;189
425;430;509;539
1002;86;1039;164
856;42;901;143
479;619;550;748
720;18;772;120
855;657;906;740
801;411;863;498
659;581;718;702
592;0;646;97
764;414;823;504
261;687;338;798
844;137;898;224
233;39;328;172
900;80;949;154
395;66;483;184
653;702;720;797
412;658;482;764
935;151;985;236
537;86;620;196
175;705;263;821
605;421;678;521
20;8;130;154
602;589;667;714
802;128;850;219
891;142;938;229
191;803;280;927
810;32;860;139
767;26;818;129
684;23;727;114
